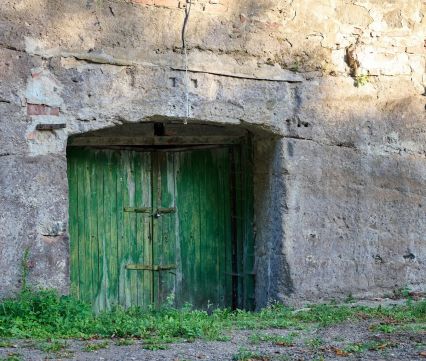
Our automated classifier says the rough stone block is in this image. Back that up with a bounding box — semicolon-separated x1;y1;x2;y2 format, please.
154;0;179;8
130;0;155;4
357;47;411;75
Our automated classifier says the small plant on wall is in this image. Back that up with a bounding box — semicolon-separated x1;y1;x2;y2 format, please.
354;74;369;87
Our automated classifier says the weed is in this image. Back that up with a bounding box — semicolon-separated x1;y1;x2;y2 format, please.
354;74;369;87
114;338;135;346
0;341;13;348
370;323;397;333
344;293;355;303
83;340;109;352
232;347;269;361
142;342;168;350
0;353;21;361
289;62;299;72
249;333;295;346
20;248;30;292
305;337;324;349
38;340;67;353
344;340;396;354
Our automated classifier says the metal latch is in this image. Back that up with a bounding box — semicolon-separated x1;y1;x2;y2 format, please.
125;264;177;271
153;207;176;218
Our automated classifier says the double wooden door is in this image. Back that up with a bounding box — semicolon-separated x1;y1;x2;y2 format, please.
68;146;254;311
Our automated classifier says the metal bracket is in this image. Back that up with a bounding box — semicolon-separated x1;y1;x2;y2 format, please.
126;264;177;271
124;207;175;217
124;207;151;213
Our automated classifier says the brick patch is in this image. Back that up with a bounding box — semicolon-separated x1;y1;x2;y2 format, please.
27;103;60;116
154;0;179;7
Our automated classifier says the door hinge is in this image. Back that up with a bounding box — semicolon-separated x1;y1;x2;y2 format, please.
126;264;177;271
124;207;176;217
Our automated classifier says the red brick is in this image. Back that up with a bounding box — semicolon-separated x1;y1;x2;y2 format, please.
27;103;60;116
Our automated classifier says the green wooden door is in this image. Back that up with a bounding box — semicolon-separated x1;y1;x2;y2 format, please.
68;145;254;311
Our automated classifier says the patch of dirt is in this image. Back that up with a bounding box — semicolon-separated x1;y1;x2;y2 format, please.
0;319;424;360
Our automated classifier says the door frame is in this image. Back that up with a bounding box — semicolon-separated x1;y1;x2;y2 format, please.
67;127;255;310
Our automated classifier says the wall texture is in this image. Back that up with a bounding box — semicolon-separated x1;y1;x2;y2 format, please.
0;0;425;306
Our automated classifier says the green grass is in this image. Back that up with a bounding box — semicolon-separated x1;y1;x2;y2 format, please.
0;289;424;345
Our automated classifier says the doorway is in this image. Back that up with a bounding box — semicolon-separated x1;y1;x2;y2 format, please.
67;124;254;311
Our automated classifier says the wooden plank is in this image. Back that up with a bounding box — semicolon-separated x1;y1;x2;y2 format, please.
102;150;118;309
67;149;80;298
140;152;152;307
156;152;176;305
175;151;193;306
116;150;125;308
76;150;89;304
223;148;233;307
88;150;99;309
122;151;136;307
215;148;232;307
233;146;244;308
95;150;106;311
152;152;162;306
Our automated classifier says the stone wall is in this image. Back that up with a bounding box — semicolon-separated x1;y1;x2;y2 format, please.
0;0;424;306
